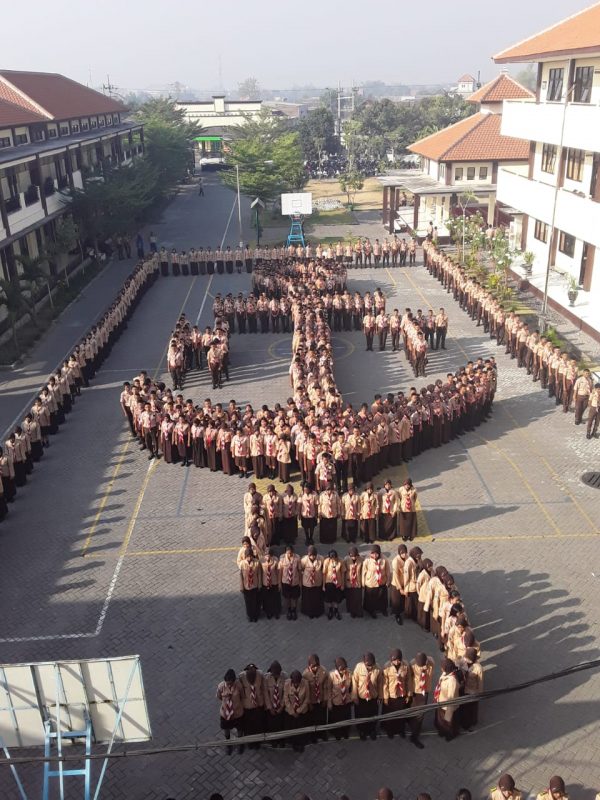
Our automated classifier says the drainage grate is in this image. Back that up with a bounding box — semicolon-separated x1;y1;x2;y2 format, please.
581;472;600;489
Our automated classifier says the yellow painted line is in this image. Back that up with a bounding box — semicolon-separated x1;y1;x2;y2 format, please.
125;546;239;556
118;460;159;556
499;405;599;533
152;276;198;380
81;277;200;558
81;443;131;556
430;532;598;542
385;268;397;287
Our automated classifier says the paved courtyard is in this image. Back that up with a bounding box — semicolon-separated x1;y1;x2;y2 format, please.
0;181;599;800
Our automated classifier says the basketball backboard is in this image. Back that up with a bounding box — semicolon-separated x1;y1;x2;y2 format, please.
281;192;312;216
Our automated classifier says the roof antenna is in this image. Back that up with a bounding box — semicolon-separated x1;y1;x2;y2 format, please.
476;70;481;89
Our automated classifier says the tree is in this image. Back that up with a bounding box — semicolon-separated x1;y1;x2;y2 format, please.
0;279;32;353
222;113;307;203
298;108;337;164
238;77;260;99
14;251;51;320
339;171;364;209
46;216;82;285
515;64;536;92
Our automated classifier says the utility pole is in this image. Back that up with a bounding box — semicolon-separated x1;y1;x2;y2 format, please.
102;75;120;98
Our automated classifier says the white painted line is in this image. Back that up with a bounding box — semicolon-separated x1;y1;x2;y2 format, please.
196;275;213;326
220;195;239;250
94;554;125;636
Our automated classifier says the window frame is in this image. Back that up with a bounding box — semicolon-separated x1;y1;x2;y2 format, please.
534;219;548;243
454;167;463;181
565;148;585;182
479;166;488;180
546;68;564;102
573;65;593;103
558;230;576;258
466;166;476;180
541;143;557;174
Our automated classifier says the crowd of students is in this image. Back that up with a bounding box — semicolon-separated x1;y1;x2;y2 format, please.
216;641;482;754
423;240;600;438
0;258;159;521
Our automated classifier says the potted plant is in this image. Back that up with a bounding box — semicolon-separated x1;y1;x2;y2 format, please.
565;274;579;306
523;251;535;276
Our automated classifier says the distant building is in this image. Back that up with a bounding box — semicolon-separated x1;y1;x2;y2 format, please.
455;74;478;98
264;101;309;119
176;96;263;166
379;74;531;238
494;1;600;338
0;70;142;282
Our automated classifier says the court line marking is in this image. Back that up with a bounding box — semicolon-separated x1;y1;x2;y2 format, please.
395;265;591;537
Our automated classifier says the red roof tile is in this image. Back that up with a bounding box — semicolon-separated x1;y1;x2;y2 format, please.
0;97;48;127
458;74;476;82
467;73;534;104
0;70;127;120
494;2;600;63
408;112;530;162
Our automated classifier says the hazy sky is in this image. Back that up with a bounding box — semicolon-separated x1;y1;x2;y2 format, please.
1;0;593;92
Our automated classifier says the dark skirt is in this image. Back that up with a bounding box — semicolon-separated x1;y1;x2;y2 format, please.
329;703;352;739
417;600;430;630
382;697;407;736
242;706;265;736
363;586;388;615
379;513;397;541
220;714;243;731
319;517;337;544
192;438;205;467
460;698;479;729
282;583;301;600
265;710;285;735
221;445;234;475
14;461;26;487
345;587;363;617
31;441;43;461
430;614;441;637
243;588;260;621
261;586;281;618
281;516;298;544
324;582;344;604
278;461;290;483
390;587;405;617
405;591;418;620
301;585;324;617
206;443;217;471
251;455;264;479
341;519;358;542
0;495;8;520
399;511;417;540
361;518;377;543
216;260;224;274
435;707;458;739
2;476;16;501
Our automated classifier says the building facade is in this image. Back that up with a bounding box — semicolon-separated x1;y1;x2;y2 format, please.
494;3;600;334
0;70;143;281
380;74;531;239
176;96;262;166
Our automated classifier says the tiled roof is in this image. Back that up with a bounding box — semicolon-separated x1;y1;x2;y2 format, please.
0;70;127;120
408;111;530;162
467;73;534;104
0;97;48;126
494;2;600;63
458;74;476;82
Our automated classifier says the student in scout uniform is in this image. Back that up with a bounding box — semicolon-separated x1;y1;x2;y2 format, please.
239;546;261;622
398;477;418;540
390;544;407;625
363;309;376;351
407;651;434;748
280;484;299;544
360;483;378;543
352;652;382;740
159;246;169;276
378;479;398;541
216;669;245;754
403;546;421;620
260;548;281;619
299;482;318;545
459;646;483;730
435;307;448;350
318;483;340;544
300;545;324;618
490;775;523;800
279;545;301;620
433;657;460;740
536;776;568;800
362;544;390;618
239;664;265;747
303;654;330;738
344;546;363;617
382;648;410;739
417;558;433;630
328;657;353;739
323;549;345;620
264;661;286;745
283;670;310;752
587;383;600;438
341;484;359;542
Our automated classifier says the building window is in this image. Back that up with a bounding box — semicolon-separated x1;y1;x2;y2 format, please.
534;219;549;243
541;143;557;173
99;117;105;127
15;133;28;144
558;231;576;258
573;65;593;103
546;68;564;101
566;148;585;182
82;121;89;131
31;128;44;142
90;119;97;129
60;126;69;135
479;166;488;180
71;123;80;133
439;163;446;179
466;167;475;180
48;129;57;138
0;136;11;148
454;167;463;181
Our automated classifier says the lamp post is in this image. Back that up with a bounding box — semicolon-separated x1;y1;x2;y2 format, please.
235;164;243;248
